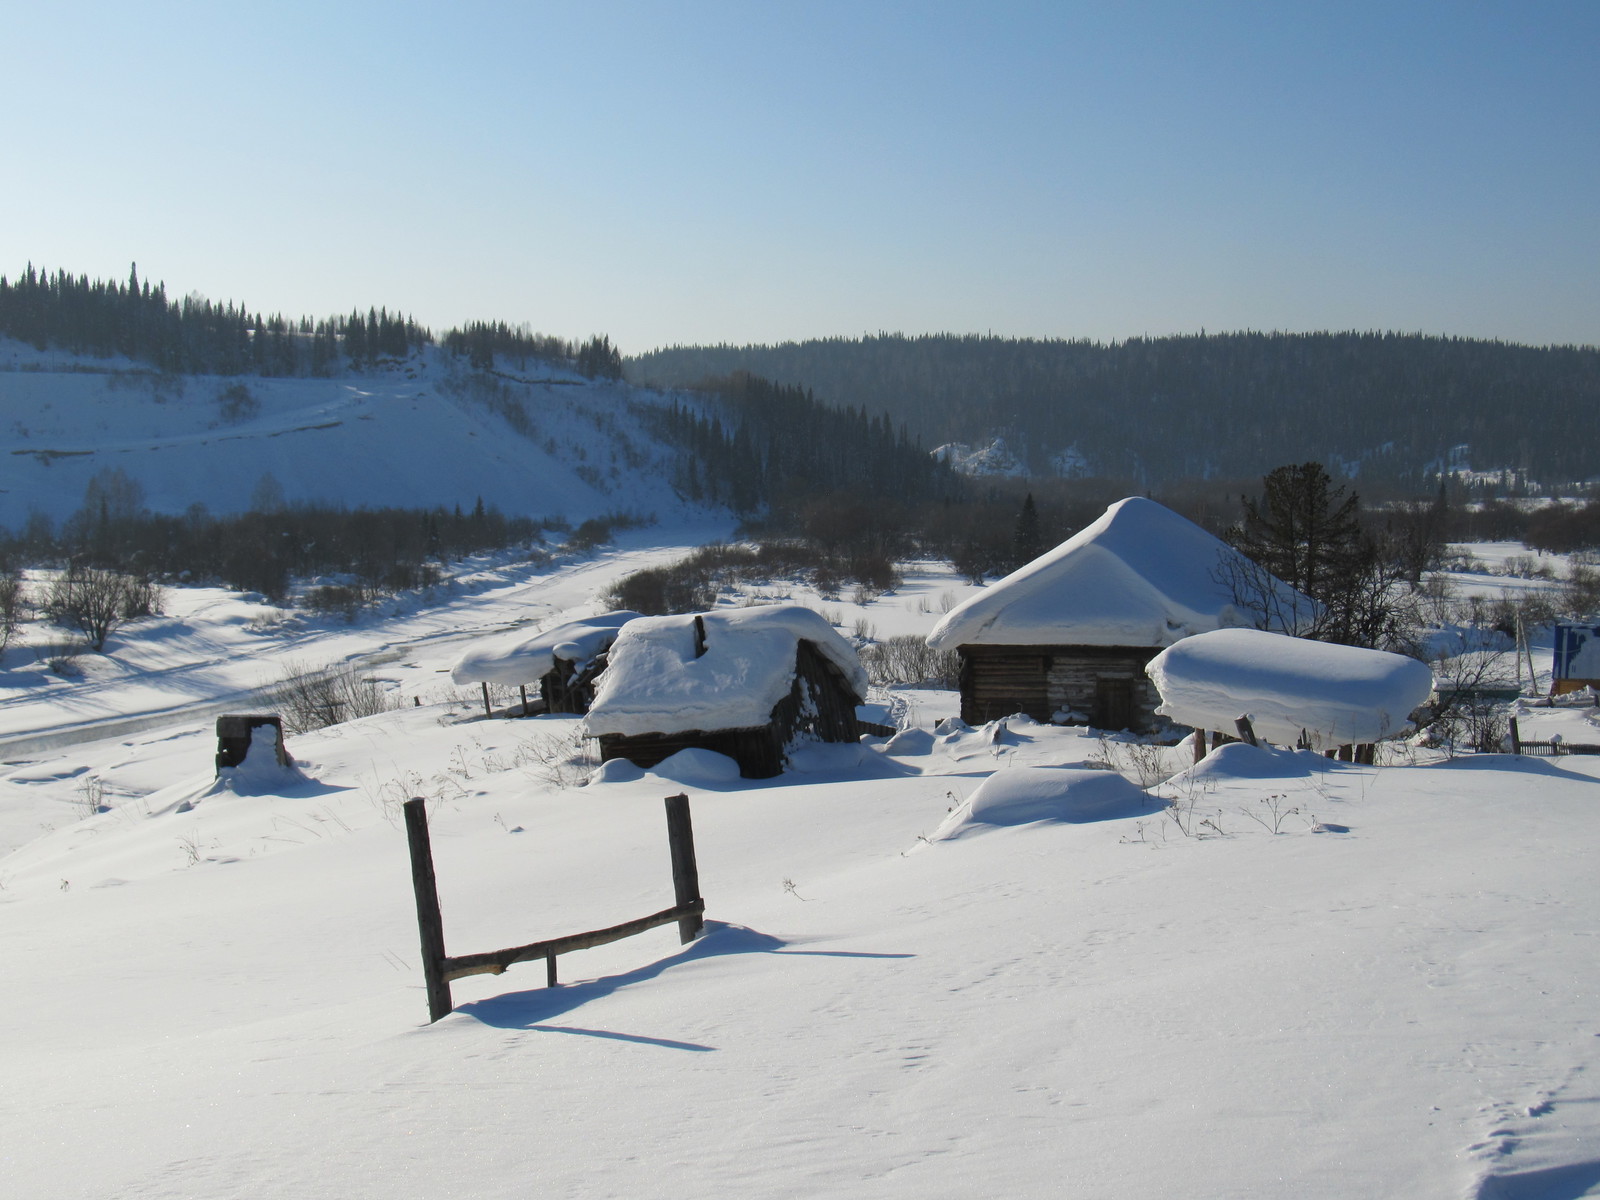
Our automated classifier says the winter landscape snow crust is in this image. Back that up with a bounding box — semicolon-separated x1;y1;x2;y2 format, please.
2;538;1599;1199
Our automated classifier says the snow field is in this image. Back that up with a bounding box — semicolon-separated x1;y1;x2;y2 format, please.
3;544;1600;1197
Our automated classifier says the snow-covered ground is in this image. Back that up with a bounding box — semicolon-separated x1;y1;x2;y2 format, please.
3;542;1600;1198
0;337;700;527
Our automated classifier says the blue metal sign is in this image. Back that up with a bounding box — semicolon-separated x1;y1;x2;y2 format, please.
1553;623;1600;680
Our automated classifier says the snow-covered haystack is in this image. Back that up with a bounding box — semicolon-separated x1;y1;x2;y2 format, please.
1146;628;1434;750
927;497;1314;651
585;606;866;739
935;767;1160;840
450;612;643;687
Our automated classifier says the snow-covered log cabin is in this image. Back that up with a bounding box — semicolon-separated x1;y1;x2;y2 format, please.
451;611;643;715
582;605;869;778
925;497;1311;731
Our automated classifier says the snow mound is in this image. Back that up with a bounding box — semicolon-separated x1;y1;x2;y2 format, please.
935;767;1159;839
583;605;867;738
450;611;643;686
927;497;1314;650
649;748;742;785
1147;628;1434;750
210;725;309;797
884;727;936;756
587;758;646;785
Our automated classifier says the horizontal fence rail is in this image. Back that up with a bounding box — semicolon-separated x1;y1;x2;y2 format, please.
403;793;704;1022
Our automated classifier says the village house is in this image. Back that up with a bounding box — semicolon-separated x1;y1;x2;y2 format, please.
582;605;868;778
926;497;1311;731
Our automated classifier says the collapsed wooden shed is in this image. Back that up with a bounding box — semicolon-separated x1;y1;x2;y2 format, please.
450;611;643;715
926;497;1312;732
582;605;868;779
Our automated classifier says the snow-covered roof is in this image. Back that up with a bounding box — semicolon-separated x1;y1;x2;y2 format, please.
926;496;1308;650
1146;628;1435;749
450;612;643;686
583;605;868;739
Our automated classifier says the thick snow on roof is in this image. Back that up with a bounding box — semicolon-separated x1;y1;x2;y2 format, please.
927;497;1308;650
1146;628;1434;749
583;605;868;739
450;612;642;686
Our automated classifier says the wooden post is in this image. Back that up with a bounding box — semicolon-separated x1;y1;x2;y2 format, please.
1234;715;1259;748
480;681;492;718
664;794;703;944
403;798;454;1023
519;684;529;716
693;614;707;658
546;953;558;987
1509;717;1522;756
1192;729;1206;763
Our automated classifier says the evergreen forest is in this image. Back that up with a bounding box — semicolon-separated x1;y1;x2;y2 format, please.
629;332;1600;490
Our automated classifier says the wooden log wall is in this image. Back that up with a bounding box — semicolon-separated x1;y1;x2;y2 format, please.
958;644;1162;730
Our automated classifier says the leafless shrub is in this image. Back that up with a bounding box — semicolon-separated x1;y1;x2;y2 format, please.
1095;734;1172;790
265;660;397;733
0;571;25;654
860;635;961;688
513;728;595;788
44;565;159;651
1239;792;1300;834
302;584;369;621
76;774;107;818
39;637;86;676
216;382;260;424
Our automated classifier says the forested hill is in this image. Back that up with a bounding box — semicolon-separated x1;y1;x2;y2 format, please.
628;332;1600;489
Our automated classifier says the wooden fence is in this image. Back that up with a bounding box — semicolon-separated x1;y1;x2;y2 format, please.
1509;718;1600;757
404;793;704;1023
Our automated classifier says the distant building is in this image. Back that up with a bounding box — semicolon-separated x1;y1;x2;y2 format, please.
451;612;643;714
926;497;1310;731
583;605;868;778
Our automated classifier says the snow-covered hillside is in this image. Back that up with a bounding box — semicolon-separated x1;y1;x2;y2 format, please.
2;547;1599;1198
0;338;700;527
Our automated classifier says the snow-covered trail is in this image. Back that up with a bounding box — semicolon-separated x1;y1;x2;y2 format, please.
0;529;719;753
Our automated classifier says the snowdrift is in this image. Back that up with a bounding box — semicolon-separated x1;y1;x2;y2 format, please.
935;766;1160;839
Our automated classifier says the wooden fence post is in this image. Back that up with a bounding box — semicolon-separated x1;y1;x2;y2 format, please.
480;681;492;718
664;794;704;944
404;798;454;1023
1509;717;1522;756
1234;715;1260;748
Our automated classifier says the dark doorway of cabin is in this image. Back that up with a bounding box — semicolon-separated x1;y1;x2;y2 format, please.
1093;678;1134;731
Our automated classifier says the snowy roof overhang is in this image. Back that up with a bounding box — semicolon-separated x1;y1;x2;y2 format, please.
1146;628;1435;749
926;496;1315;650
583;605;868;739
450;611;643;686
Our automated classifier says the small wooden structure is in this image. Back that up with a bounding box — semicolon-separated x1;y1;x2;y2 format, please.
928;498;1311;732
404;793;704;1023
584;606;869;779
450;611;642;717
214;714;290;775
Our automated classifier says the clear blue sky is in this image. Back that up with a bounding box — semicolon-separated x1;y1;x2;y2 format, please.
4;1;1596;351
